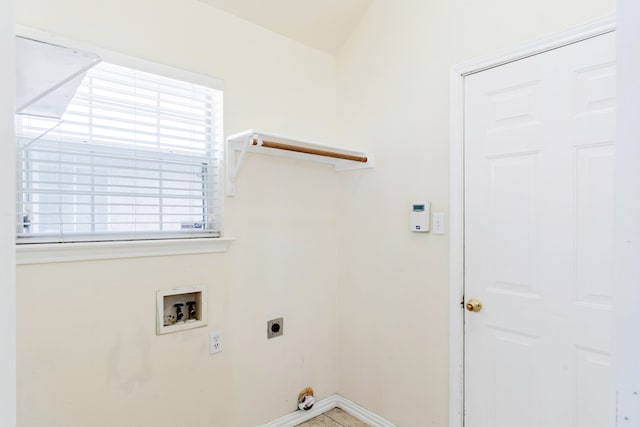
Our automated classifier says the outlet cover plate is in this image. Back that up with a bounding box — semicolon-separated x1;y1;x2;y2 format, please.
267;317;284;339
432;212;446;235
210;330;222;354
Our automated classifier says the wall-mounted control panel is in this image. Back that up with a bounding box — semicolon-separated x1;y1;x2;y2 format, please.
156;286;207;335
410;202;430;232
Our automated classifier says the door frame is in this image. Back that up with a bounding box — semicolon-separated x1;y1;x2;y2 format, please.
448;16;616;427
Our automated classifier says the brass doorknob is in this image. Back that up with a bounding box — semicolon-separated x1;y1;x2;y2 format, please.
466;299;482;313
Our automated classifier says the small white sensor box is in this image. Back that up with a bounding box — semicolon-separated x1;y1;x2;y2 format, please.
410;202;430;232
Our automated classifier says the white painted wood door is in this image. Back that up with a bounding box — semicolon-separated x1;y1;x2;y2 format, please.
464;32;616;427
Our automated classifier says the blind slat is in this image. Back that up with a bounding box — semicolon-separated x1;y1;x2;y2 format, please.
62;111;213;136
84;81;211;110
89;64;214;97
71;94;211;123
24;145;218;165
18;203;210;209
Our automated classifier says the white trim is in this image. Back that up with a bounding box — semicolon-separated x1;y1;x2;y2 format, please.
335;395;396;427
14;25;224;91
0;0;16;424
614;0;640;422
452;15;615;77
16;237;234;264
260;395;339;427
448;15;616;427
448;55;465;427
259;394;396;427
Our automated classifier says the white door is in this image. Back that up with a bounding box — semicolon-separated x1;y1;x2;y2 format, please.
464;32;616;427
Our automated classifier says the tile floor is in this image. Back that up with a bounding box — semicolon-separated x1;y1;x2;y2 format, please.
295;408;371;427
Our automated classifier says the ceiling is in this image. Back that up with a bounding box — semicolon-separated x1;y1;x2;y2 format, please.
199;0;373;54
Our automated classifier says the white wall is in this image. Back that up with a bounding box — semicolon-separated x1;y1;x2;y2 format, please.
15;1;340;426
335;0;615;425
614;0;640;423
0;0;16;425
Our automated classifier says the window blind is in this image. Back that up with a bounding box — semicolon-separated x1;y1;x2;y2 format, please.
16;62;224;243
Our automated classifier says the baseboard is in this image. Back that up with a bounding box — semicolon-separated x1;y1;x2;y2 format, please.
260;395;339;427
335;395;396;427
259;394;396;427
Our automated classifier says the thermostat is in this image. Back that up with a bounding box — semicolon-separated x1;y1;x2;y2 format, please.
410;202;430;232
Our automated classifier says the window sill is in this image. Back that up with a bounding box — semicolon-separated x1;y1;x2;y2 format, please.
16;237;235;265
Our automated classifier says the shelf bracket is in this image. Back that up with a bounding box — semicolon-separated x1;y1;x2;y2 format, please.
230;133;256;182
227;132;259;196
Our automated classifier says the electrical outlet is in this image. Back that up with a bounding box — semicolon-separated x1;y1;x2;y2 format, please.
432;212;445;235
209;330;222;354
267;317;284;339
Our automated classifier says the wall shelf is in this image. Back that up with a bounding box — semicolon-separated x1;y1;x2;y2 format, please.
226;129;374;196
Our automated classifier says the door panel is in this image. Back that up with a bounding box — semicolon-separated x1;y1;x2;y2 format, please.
464;32;615;427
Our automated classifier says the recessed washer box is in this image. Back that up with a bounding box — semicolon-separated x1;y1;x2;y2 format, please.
156;286;207;335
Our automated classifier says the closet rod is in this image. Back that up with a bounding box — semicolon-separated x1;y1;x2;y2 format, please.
252;139;368;163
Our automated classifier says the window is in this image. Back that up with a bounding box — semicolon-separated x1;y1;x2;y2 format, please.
16;61;224;244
